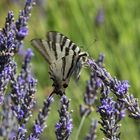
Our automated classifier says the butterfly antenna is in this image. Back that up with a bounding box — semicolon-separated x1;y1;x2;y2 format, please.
79;38;97;54
87;38;97;50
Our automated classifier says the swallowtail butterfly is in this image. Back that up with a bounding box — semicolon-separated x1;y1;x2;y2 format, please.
31;31;88;96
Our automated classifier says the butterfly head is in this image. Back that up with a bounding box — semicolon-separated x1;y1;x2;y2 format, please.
79;52;89;64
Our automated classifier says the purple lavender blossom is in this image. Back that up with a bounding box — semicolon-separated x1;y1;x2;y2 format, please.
98;97;115;116
10;49;37;139
34;124;42;135
27;96;54;139
15;0;35;40
80;71;101;117
0;12;15;68
0;61;16;104
95;8;105;26
87;58;140;119
85;120;98;140
0;95;17;139
17;26;29;39
55;95;73;140
114;80;130;97
98;85;126;139
121;94;140;119
0;0;35;55
80;54;104;117
14;124;27;140
0;0;35;104
0;0;35;67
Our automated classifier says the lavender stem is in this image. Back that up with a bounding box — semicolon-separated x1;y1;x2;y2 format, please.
75;110;90;140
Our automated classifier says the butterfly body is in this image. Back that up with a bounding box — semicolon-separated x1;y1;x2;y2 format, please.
31;31;88;96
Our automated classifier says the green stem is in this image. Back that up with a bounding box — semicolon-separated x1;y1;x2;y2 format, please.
75;110;89;140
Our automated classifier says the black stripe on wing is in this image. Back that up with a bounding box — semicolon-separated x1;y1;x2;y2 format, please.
32;39;60;64
31;39;51;63
65;54;77;80
46;31;81;54
48;52;77;83
49;52;88;82
65;51;89;80
31;39;74;64
51;41;58;60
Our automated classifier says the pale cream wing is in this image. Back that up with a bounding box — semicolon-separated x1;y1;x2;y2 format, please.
48;52;78;85
31;39;73;64
47;31;81;54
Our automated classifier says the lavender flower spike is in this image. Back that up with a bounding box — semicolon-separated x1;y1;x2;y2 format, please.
27;96;54;139
80;54;104;117
10;49;37;139
0;11;15;68
95;8;105;26
0;61;16;104
0;0;35;66
55;95;73;140
0;95;17;139
15;0;35;40
85;119;98;140
98;86;126;140
87;58;140;119
0;0;35;104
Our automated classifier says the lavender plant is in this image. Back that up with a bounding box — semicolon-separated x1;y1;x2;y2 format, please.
10;49;37;139
0;0;35;104
78;54;140;140
0;95;17;139
27;96;54;140
85;119;98;140
55;95;73;140
76;54;104;140
1;1;71;139
80;54;104;117
0;0;36;139
0;0;140;140
0;60;16;103
98;85;126;140
87;58;140;119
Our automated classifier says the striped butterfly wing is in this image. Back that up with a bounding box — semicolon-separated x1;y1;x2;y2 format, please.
49;52;80;94
46;31;81;54
31;39;73;64
31;31;89;95
47;31;89;64
46;31;89;80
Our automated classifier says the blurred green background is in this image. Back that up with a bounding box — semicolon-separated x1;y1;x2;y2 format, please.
0;0;140;139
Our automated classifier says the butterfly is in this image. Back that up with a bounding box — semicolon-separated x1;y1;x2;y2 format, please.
31;31;88;96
